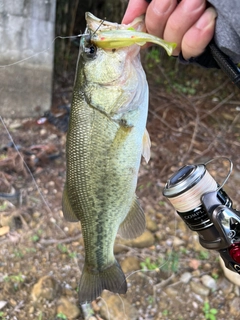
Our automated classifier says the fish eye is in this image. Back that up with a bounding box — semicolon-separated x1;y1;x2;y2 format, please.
84;43;97;59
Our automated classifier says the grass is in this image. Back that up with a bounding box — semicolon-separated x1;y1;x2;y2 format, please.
4;273;24;283
31;229;43;242
57;243;77;259
202;301;218;320
140;257;159;271
198;250;210;260
3;273;24;291
0;311;6;320
56;313;67;319
140;251;180;273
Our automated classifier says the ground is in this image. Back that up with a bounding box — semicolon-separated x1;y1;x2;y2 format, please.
1;53;240;320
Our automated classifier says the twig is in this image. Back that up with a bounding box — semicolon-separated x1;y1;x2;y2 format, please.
153;273;175;307
39;234;81;245
227;112;240;133
190;78;230;101
181;115;199;162
154;273;175;290
199;92;235;121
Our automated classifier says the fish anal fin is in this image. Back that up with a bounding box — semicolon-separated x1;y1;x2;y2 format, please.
142;128;151;163
78;260;127;304
62;184;79;222
118;196;145;239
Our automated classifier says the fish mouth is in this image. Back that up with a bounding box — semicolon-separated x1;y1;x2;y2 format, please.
85;12;145;33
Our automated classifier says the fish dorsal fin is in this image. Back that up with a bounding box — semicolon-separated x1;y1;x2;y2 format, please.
142;128;151;163
118;196;145;239
62;185;79;222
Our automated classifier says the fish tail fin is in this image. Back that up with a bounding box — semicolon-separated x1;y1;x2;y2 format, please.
78;260;127;304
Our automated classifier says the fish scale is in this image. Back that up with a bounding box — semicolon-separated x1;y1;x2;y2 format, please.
68;105;123;257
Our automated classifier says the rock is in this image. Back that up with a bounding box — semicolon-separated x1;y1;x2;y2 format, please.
190;281;210;296
234;285;240;297
218;277;233;295
9;299;17;307
0;214;16;228
119;230;155;248
189;259;201;270
31;275;60;301
114;242;129;254
172;236;185;247
180;272;192;284
219;256;240;286
81;303;97;319
164;287;178;298
91;300;100;313
0;226;10;236
121;256;140;273
0;300;7;310
99;291;138;320
202;263;212;271
201;275;217;291
229;297;240;317
146;216;158;232
177;220;188;235
32;211;42;219
155;231;164;241
57;297;81;319
188;235;206;252
29;306;34;314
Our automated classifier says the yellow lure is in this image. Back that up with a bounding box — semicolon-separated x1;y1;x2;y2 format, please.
92;29;177;56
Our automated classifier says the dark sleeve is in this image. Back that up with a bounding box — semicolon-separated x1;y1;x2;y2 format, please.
178;48;220;69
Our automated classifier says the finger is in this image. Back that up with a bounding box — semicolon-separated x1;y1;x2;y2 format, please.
145;0;177;38
163;0;206;55
181;7;217;59
122;0;149;24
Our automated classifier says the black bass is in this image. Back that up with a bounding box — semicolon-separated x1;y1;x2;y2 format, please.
62;12;176;304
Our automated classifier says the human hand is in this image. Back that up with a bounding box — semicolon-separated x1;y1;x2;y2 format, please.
122;0;217;60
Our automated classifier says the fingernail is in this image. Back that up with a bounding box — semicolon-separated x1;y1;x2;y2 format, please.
182;0;205;12
195;7;217;30
152;0;174;14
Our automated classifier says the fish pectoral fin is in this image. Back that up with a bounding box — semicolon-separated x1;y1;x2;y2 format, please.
62;185;79;222
78;260;127;304
142;128;151;163
118;196;145;239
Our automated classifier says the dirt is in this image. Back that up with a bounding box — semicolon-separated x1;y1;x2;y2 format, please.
1;56;240;320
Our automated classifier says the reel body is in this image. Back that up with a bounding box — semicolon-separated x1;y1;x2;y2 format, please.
163;162;240;274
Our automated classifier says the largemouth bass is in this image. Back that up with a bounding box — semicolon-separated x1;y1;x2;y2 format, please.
62;12;176;304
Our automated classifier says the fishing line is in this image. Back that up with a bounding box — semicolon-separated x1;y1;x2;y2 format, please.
205;156;233;192
116;293;127;320
92;18;106;36
0;116;67;237
0;34;88;68
168;170;217;213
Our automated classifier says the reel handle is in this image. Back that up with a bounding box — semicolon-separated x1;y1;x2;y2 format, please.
201;191;240;274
